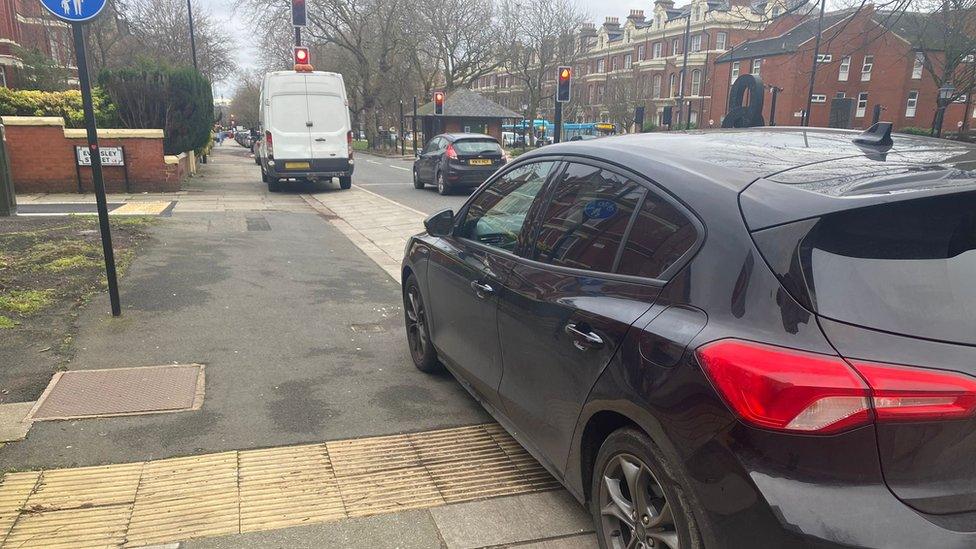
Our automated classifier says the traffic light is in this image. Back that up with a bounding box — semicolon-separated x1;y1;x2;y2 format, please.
556;66;571;103
292;0;306;26
294;46;311;71
434;91;445;115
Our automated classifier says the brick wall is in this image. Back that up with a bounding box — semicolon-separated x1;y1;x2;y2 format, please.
1;117;186;194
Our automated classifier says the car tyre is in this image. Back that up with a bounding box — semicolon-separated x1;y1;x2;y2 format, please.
591;427;702;549
403;275;441;374
267;176;280;192
339;176;352;190
413;168;425;189
436;171;450;195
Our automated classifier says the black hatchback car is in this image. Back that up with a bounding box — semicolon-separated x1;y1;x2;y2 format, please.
401;126;976;548
413;133;507;195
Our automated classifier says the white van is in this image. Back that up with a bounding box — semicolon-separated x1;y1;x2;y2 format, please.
258;70;354;192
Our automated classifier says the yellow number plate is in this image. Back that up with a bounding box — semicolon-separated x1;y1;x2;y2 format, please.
469;159;492;166
284;162;310;169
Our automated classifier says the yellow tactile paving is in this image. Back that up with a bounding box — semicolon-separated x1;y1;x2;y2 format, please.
109;201;172;216
0;423;559;547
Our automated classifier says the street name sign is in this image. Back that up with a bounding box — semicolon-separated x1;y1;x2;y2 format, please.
39;0;107;22
76;146;124;166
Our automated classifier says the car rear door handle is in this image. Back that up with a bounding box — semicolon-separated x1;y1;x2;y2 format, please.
470;281;494;298
565;323;604;350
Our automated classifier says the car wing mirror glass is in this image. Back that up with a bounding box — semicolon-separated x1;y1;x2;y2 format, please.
424;208;455;237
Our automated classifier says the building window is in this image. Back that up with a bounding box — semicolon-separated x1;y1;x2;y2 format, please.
835;91;846;98
672;39;680;55
906;90;918;117
653;42;662;58
861;55;873;81
810;94;827;103
624;54;633;69
751;58;761;76
838;55;851;81
731;61;740;81
597;58;606;73
655;15;662;28
690;70;702;95
611;57;619;71
669;73;677;97
817;54;832;63
638;44;646;61
716;32;727;51
694;5;701;20
597;84;605;103
691;35;702;52
912;52;924;79
856;92;868;117
653;74;662;98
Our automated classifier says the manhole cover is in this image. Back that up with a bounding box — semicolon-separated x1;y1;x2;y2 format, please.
28;364;205;421
350;323;385;333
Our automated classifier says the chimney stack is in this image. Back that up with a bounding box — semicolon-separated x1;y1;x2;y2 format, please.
627;9;646;23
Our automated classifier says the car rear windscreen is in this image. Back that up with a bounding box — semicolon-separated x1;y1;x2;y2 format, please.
454;139;502;155
752;191;976;344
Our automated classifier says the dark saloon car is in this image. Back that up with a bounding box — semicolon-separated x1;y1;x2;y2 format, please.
413;133;507;195
401;125;976;549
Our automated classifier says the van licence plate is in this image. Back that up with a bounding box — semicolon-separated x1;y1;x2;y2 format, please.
469;159;492;166
284;162;310;169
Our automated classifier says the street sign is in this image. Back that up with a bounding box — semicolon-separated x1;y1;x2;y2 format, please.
39;0;106;22
76;145;124;166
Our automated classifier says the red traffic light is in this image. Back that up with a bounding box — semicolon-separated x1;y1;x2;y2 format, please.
434;91;445;115
294;47;309;64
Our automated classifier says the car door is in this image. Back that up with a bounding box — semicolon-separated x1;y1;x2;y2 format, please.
418;138;442;182
268;76;312;162
424;160;558;404
306;91;348;161
496;160;699;469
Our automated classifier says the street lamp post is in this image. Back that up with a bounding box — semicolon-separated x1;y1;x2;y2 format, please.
935;83;955;138
186;0;198;70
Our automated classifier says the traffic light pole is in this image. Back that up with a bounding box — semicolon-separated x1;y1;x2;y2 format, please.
72;22;121;317
553;101;562;144
295;27;301;47
412;96;418;155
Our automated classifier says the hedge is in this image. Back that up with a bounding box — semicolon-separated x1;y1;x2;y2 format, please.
0;87;119;128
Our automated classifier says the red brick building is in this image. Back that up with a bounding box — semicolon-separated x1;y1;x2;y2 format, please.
0;0;74;88
712;7;972;131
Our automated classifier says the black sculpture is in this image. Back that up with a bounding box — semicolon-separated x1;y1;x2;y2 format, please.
722;74;765;128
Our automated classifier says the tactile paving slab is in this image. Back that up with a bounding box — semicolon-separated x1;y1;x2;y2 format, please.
28;364;205;421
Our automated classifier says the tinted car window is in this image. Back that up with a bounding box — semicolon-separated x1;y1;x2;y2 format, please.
458;161;555;252
616;191;698;278
454;139;502;155
533;163;643;273
423;138;439;153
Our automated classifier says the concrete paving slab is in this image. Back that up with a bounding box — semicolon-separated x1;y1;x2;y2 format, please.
429;490;592;549
0;402;34;442
514;534;598;548
180;509;443;549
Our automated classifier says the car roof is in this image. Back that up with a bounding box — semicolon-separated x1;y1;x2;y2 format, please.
438;133;497;141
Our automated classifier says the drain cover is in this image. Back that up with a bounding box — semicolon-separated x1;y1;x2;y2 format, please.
28;364;205;421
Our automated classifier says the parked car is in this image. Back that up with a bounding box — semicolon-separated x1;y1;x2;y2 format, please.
413;133;507;195
401;125;976;549
258;70;354;192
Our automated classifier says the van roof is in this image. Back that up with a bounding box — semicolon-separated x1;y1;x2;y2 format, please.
266;70;344;78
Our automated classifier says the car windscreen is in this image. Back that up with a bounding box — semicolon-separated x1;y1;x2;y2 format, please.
453;139;502;155
753;190;976;344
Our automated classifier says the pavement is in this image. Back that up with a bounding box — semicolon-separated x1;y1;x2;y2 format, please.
0;146;594;548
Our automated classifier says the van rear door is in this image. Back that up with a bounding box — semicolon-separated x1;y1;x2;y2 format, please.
307;93;348;160
269;75;312;161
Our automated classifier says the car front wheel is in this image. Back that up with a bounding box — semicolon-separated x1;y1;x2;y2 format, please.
403;275;441;373
591;428;702;549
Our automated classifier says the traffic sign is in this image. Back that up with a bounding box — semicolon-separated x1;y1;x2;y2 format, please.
39;0;107;22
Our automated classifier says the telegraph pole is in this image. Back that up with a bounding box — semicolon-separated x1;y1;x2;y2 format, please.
676;12;692;128
187;0;198;69
803;0;827;126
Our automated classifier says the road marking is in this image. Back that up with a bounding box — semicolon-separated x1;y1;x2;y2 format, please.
0;424;559;547
366;159;382;164
388;165;411;171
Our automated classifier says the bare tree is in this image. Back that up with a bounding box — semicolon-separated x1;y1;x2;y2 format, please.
229;71;262;128
414;0;501;90
497;0;586;136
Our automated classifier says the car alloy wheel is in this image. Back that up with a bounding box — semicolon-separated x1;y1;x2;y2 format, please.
437;171;448;195
599;453;680;549
405;286;428;363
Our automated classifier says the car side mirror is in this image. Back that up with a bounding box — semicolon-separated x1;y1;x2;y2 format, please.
424;208;455;237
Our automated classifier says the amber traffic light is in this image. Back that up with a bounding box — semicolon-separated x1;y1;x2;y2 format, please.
434;91;445;115
557;66;571;103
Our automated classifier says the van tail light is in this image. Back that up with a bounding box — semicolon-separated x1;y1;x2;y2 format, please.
446;143;458;160
697;340;976;435
347;131;353;159
265;131;274;159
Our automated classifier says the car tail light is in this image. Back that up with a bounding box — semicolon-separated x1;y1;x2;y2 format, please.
347;131;353;159
851;361;976;422
446;144;457;160
697;339;976;434
265;131;274;158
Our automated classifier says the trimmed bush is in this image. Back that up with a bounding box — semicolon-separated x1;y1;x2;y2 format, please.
0;87;119;128
899;126;932;136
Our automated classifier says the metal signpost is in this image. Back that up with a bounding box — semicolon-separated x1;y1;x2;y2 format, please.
40;0;121;316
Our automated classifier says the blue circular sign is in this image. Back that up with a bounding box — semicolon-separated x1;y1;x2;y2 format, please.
39;0;107;22
583;199;618;219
